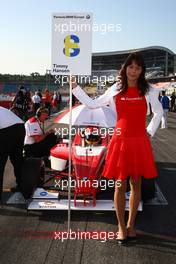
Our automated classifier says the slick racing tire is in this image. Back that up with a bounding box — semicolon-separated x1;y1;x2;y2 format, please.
141;178;156;201
20;158;45;199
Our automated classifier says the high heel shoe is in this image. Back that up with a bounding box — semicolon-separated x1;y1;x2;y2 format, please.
116;232;128;245
127;227;137;241
117;237;128;245
127;235;137;241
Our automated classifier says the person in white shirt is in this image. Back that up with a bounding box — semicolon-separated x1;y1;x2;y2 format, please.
0;107;25;198
31;91;41;113
24;107;58;158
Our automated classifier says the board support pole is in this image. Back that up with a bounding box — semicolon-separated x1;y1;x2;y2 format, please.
68;73;72;236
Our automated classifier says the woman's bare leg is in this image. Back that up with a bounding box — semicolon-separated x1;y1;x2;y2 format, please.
114;180;127;239
127;177;142;236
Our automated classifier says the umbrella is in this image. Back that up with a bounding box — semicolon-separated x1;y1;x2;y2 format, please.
55;104;116;127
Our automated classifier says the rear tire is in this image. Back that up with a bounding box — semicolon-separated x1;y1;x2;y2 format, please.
126;177;156;201
141;178;156;201
20;158;45;199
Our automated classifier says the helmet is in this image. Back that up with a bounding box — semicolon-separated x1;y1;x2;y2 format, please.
85;133;101;145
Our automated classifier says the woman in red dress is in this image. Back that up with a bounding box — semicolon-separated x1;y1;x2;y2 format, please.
71;52;163;244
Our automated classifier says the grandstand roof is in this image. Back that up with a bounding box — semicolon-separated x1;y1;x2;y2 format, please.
92;46;175;57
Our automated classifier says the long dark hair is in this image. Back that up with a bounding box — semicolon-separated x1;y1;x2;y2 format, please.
119;52;149;95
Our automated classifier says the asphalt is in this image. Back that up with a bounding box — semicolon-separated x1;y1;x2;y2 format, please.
0;110;176;264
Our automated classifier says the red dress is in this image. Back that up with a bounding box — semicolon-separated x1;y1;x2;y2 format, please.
102;87;158;181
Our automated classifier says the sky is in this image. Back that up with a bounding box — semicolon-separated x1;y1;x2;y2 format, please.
0;0;175;75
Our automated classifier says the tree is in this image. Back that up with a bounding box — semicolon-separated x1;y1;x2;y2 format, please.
30;72;40;77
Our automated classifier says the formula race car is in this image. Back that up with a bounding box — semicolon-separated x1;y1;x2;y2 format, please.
20;105;156;211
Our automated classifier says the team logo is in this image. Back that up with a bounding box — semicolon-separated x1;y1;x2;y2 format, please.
43;201;56;205
40;191;47;196
63;35;80;57
39;201;57;209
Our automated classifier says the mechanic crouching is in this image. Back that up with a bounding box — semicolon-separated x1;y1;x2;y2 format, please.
24;107;58;159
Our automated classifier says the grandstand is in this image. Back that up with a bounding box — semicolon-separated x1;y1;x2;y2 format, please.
92;46;176;80
0;46;175;94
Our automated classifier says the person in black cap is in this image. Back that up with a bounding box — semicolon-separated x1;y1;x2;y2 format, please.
24;107;58;158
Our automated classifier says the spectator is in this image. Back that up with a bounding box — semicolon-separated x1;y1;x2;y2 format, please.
160;90;170;129
58;92;62;103
44;88;52;116
18;85;26;94
32;91;41;113
52;91;59;112
158;92;162;102
11;90;26;120
0;107;25;198
55;92;62;110
11;85;29;120
37;89;43;100
25;90;33;117
170;91;176;112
